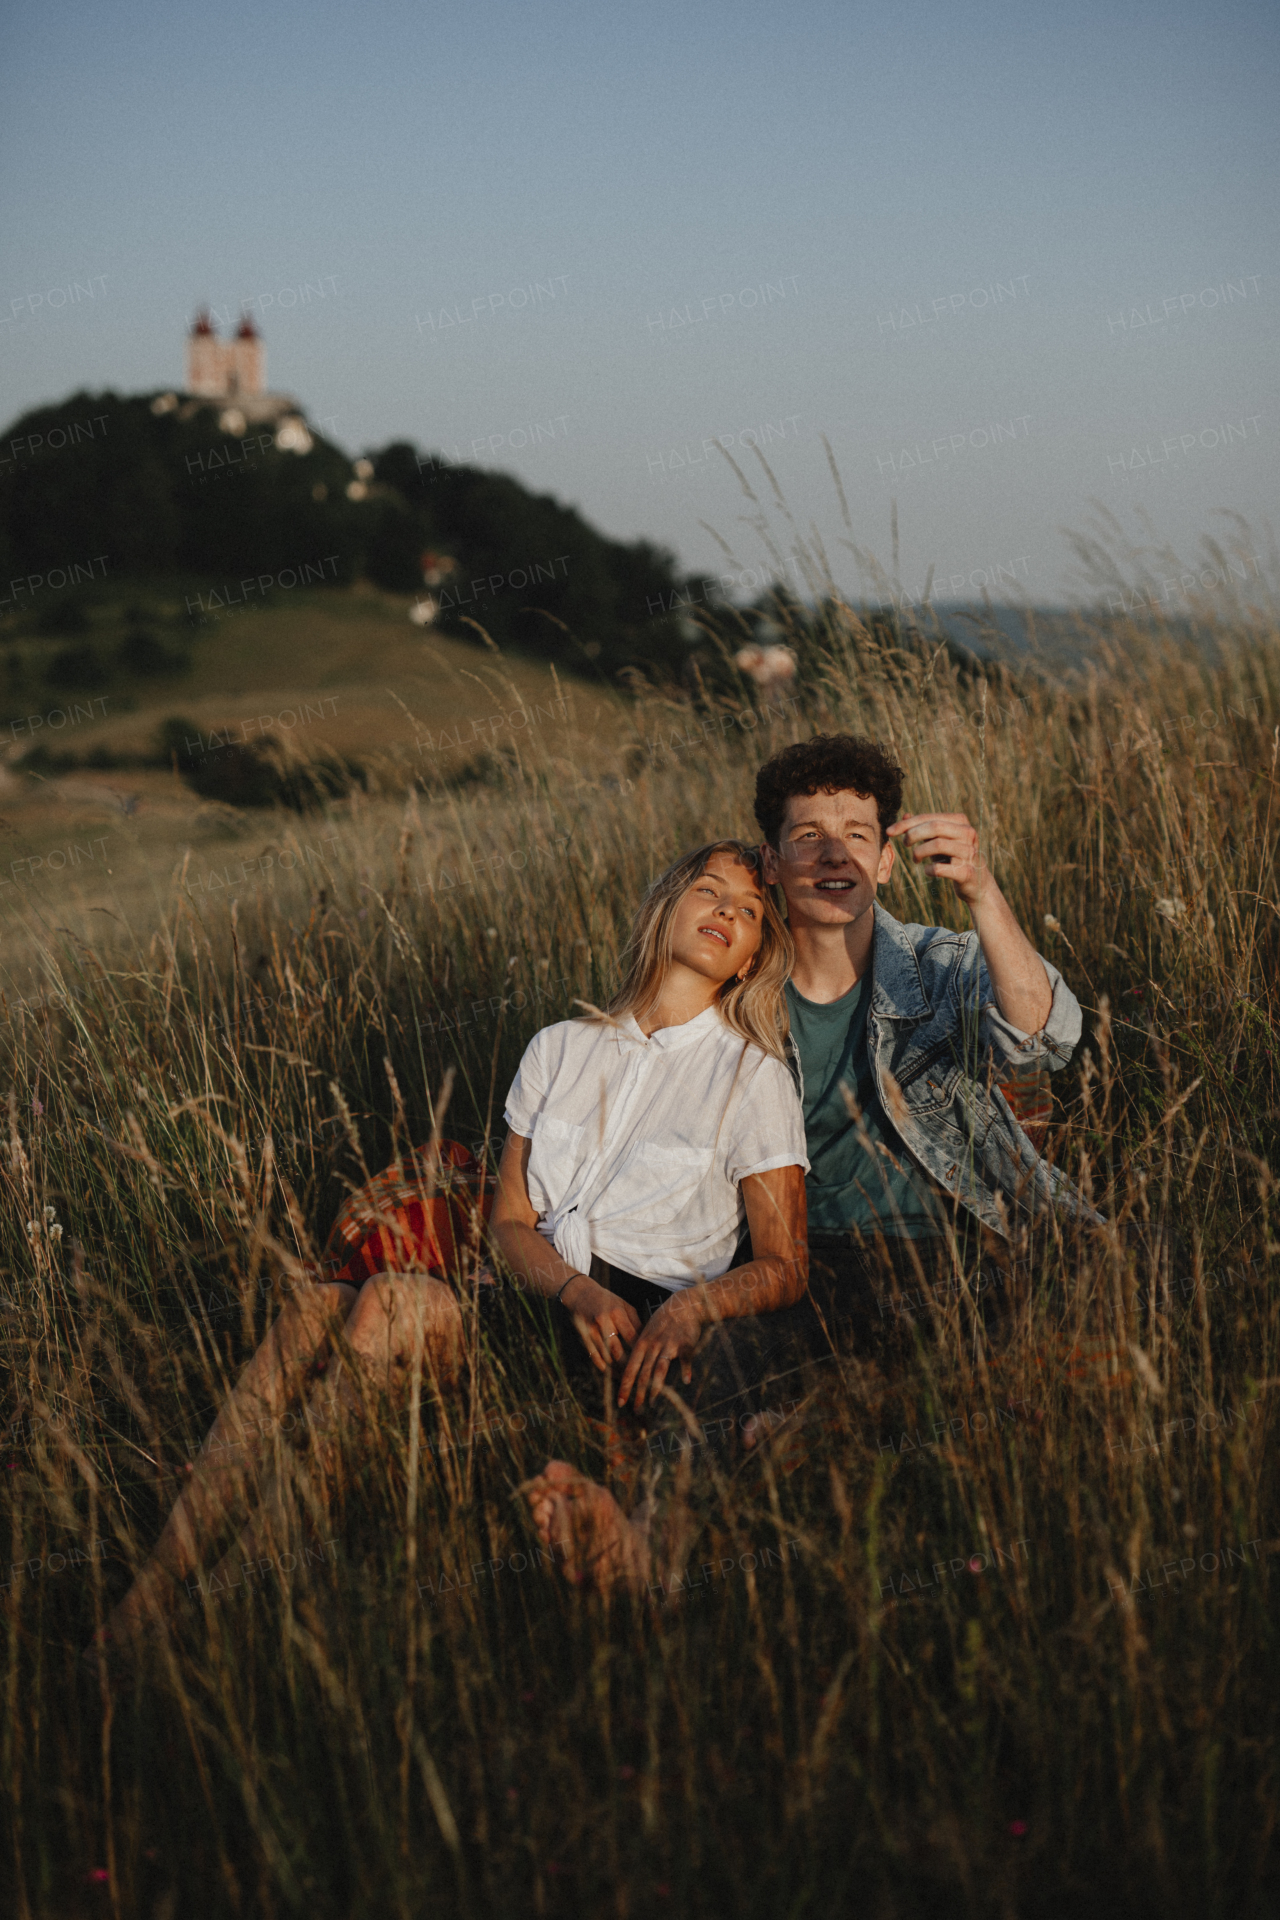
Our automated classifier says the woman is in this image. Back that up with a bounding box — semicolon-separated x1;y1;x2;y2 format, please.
97;839;807;1651
487;837;808;1412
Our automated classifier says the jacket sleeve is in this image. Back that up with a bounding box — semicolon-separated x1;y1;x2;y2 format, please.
974;947;1082;1074
933;927;1082;1075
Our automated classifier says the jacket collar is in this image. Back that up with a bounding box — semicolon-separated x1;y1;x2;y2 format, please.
870;902;933;1021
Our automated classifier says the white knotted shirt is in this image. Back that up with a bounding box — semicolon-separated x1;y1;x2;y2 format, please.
503;1006;809;1290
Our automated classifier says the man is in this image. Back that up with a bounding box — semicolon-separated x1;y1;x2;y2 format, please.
756;731;1095;1329
522;732;1095;1589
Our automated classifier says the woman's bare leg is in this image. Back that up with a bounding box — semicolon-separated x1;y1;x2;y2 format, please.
101;1281;357;1643
208;1271;466;1585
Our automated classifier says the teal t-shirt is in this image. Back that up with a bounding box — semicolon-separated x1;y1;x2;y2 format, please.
785;975;947;1241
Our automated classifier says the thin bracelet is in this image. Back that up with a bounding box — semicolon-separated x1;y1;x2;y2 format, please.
555;1272;588;1308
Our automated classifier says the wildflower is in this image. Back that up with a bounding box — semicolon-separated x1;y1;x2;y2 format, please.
1009;1819;1028;1837
1043;914;1061;931
44;1205;56;1222
49;1224;63;1243
1154;896;1186;922
486;926;498;938
968;1556;984;1573
25;1221;37;1238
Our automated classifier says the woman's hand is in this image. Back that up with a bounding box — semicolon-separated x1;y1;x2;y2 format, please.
618;1291;704;1410
561;1276;642;1373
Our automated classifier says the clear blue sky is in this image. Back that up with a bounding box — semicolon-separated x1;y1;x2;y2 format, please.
2;0;1276;604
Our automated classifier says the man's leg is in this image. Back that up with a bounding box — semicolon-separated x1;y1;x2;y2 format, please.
647;1243;889;1464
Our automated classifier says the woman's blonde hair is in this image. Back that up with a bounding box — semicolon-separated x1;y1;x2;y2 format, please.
602;840;793;1061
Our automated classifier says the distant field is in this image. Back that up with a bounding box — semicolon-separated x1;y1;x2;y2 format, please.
2;580;630;759
0;583;637;995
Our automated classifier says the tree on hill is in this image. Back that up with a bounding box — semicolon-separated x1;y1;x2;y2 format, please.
370;444;693;678
0;391;355;584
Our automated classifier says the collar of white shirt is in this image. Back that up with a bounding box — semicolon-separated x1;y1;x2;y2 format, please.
615;1004;725;1052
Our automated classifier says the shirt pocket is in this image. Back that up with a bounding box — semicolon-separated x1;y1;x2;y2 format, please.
617;1138;717;1229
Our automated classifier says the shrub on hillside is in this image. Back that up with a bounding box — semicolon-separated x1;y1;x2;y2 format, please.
117;628;190;676
158;715;357;809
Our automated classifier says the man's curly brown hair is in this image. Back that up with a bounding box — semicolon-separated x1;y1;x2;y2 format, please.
754;734;904;847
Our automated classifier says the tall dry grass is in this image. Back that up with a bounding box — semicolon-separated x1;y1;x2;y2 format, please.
2;537;1278;1917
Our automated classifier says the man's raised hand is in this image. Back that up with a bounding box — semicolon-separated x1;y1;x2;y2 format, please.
888;812;984;904
889;809;1052;1028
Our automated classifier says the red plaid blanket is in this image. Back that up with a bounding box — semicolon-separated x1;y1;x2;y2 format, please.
322;1139;493;1287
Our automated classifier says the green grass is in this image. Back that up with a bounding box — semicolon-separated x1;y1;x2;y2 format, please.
2;550;1278;1917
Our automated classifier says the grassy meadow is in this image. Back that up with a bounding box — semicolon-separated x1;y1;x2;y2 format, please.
2;555;1279;1916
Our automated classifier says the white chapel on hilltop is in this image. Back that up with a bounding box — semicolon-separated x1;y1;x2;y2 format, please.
187;310;265;401
150;311;311;449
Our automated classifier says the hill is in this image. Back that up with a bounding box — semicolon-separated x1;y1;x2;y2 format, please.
0;390;695;683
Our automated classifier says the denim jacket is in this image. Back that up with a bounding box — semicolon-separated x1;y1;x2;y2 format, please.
787;902;1100;1240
